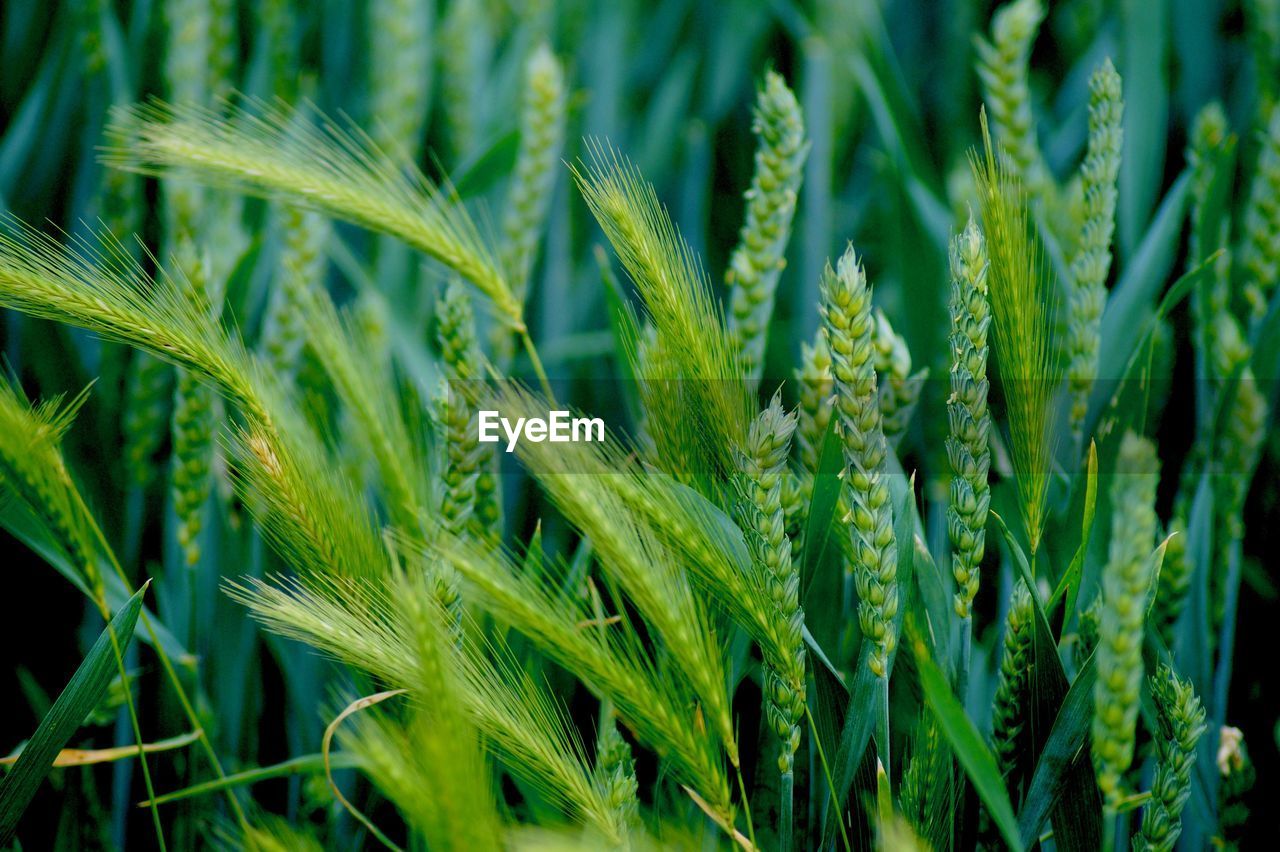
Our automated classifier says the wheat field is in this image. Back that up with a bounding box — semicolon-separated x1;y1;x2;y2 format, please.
0;0;1275;849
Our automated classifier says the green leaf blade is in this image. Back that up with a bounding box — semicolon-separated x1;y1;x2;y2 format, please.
0;585;147;845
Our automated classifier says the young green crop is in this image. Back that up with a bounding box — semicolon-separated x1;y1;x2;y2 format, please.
2;2;1273;848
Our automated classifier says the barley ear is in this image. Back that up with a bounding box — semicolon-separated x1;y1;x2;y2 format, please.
727;71;808;380
946;216;992;621
0;380;102;589
1066;58;1123;439
105;100;520;327
1092;431;1160;806
1137;665;1207;852
820;246;899;678
971;110;1060;553
574;145;751;479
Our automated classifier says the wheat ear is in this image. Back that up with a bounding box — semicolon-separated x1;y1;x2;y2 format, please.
1242;103;1280;318
1138;665;1207;851
1065;59;1123;438
261;207;329;383
820;246;899;679
946;215;992;623
1092;431;1160;805
436;281;502;548
975;0;1053;205
872;309;926;447
727;71;808;380
368;0;432;158
735;396;805;848
501;43;566;303
991;579;1033;789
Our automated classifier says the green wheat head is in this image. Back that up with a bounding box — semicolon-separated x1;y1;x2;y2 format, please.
1092;431;1160;805
820;245;899;678
1065;58;1123;438
946;215;992;621
727;71;808;380
1138;665;1207;851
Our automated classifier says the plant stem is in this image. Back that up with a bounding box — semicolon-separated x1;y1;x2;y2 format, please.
78;487;250;830
877;674;891;779
779;769;794;852
734;763;758;851
1102;806;1117;852
93;589;167;852
1212;537;1243;721
957;613;973;700
519;326;555;403
804;704;851;852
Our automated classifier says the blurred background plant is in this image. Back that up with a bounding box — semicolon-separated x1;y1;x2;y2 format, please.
0;0;1276;849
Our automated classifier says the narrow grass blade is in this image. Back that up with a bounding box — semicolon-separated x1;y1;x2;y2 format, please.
0;584;147;845
1118;0;1169;256
1;730;199;768
1094;172;1190;387
1016;652;1097;846
1048;440;1098;626
140;753;361;808
991;511;1104;849
800;414;843;596
908;617;1023;852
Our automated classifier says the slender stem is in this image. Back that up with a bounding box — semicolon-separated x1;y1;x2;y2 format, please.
519;326;555;403
804;704;851;852
77;486;250;830
957;613;973;700
734;762;757;851
1102;807;1116;852
1212;536;1243;721
877;674;891;779
94;590;167;852
779;770;794;852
